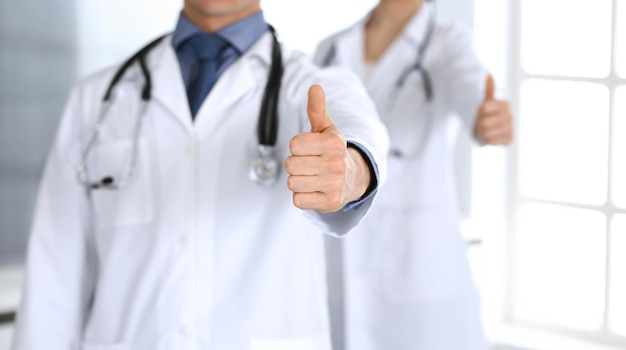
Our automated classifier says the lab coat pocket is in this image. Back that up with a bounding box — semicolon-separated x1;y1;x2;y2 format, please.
89;138;154;230
372;210;464;302
81;343;129;350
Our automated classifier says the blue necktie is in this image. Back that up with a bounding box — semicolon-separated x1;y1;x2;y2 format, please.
186;34;228;118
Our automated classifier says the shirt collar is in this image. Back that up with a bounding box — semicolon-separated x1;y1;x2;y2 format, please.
172;10;268;54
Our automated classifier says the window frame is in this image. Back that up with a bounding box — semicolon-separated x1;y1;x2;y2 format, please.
505;0;626;347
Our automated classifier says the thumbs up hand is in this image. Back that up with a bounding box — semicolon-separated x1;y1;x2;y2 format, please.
473;74;514;145
285;84;371;213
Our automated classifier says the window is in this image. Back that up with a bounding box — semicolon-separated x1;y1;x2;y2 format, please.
510;0;626;346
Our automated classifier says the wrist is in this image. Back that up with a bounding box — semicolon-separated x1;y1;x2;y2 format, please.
346;146;371;200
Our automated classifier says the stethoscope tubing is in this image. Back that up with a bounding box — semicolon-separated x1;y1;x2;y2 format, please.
395;9;436;100
103;35;167;102
79;26;284;190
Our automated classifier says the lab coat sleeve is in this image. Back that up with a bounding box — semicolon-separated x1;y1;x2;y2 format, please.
12;85;96;349
288;63;389;237
440;25;489;140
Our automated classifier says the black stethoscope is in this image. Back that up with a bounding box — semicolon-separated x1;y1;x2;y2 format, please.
320;6;436;101
76;26;284;190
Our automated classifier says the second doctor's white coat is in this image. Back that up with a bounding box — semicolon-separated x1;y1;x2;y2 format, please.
314;4;488;350
12;31;388;350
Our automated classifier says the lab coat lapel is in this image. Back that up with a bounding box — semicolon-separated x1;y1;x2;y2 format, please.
193;33;272;135
334;19;367;79
149;35;195;135
364;4;431;104
332;14;394;101
400;3;433;49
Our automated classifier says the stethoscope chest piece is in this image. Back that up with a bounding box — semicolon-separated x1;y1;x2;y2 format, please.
249;145;279;186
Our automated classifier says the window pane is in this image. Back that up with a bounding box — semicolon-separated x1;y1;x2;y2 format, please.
513;202;606;331
612;87;626;208
521;0;612;78
519;80;610;205
616;1;626;78
610;214;626;336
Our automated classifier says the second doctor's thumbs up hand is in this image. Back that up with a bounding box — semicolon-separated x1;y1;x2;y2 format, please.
286;84;371;213
473;74;514;145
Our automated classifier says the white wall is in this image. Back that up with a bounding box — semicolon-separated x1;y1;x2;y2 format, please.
74;0;379;79
263;0;376;54
75;0;180;78
470;0;512;344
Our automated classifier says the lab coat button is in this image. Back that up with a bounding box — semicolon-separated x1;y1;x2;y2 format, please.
178;326;188;337
184;144;197;156
390;148;404;158
179;233;188;246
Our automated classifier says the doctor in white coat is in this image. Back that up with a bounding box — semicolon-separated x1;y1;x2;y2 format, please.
314;0;513;349
12;1;389;349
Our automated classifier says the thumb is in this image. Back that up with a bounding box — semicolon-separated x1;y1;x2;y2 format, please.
307;84;334;133
484;74;495;101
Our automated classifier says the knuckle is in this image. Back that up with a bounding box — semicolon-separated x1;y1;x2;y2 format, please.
330;137;346;151
289;137;300;153
330;158;346;174
292;194;304;209
284;157;295;174
327;195;343;210
287;176;296;190
329;179;343;194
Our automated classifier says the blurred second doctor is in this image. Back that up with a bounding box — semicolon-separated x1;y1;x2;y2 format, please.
314;0;513;349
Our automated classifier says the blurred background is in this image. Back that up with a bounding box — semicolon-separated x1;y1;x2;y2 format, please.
0;0;624;349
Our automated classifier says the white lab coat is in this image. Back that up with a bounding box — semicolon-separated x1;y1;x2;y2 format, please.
314;5;488;350
12;32;389;350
